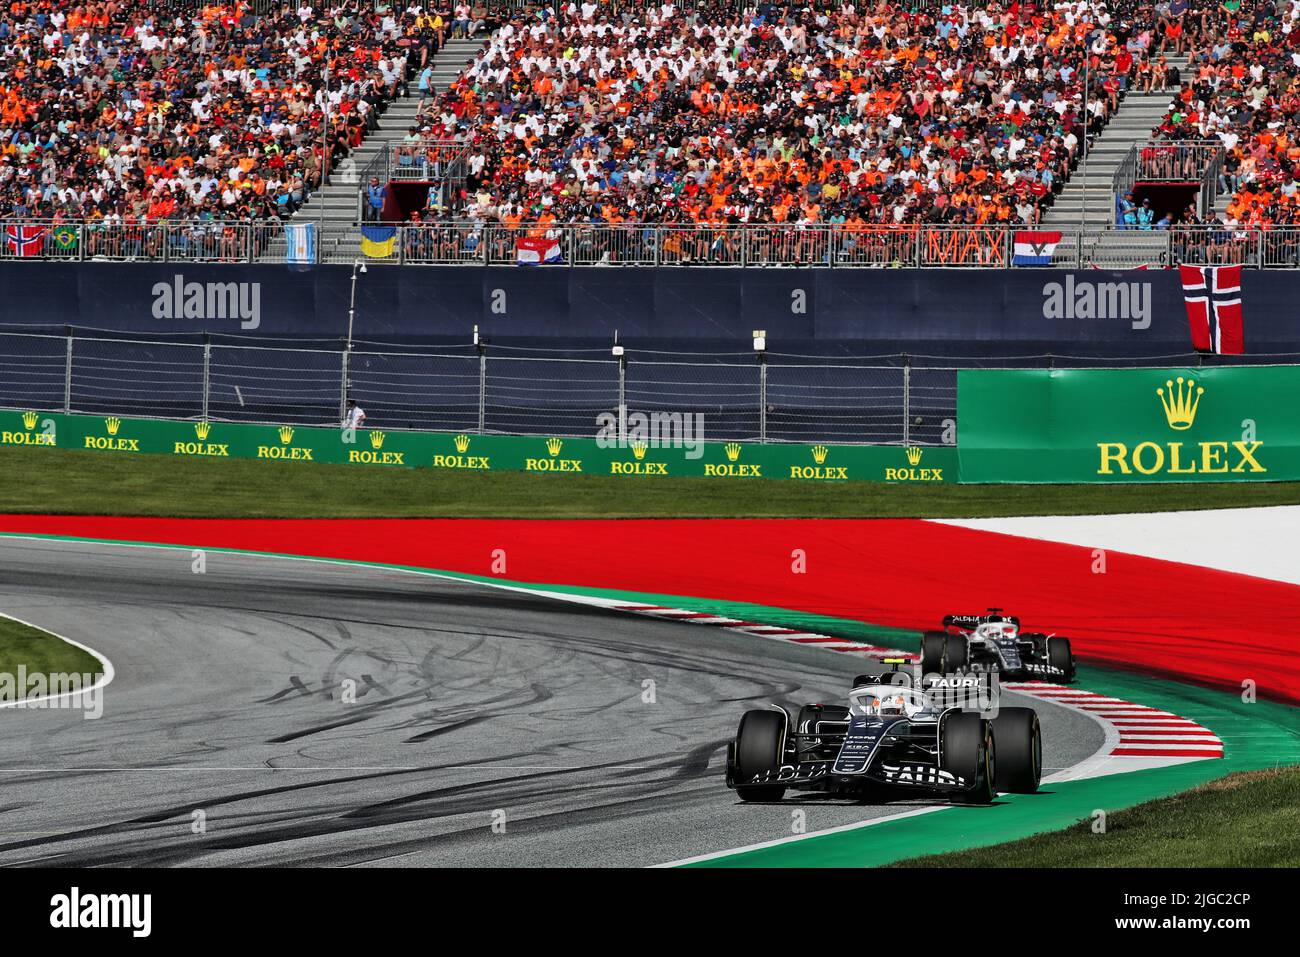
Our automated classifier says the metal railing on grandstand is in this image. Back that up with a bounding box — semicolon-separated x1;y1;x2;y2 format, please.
1113;140;1228;219
0;221;285;264
7;220;1300;268
2;331;1294;446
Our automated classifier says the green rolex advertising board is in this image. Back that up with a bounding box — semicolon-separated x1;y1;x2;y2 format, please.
0;409;957;484
957;367;1300;483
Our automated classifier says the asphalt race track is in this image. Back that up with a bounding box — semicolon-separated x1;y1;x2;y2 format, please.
0;537;1102;867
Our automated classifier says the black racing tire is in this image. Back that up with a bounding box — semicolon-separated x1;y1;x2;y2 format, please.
734;710;788;802
1047;636;1076;683
941;712;996;804
943;632;970;673
921;631;947;675
991;707;1042;794
1022;632;1049;657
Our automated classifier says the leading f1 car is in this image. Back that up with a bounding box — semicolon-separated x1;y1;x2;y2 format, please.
724;662;1042;804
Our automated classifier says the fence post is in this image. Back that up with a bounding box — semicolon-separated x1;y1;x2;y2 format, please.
902;354;911;446
617;349;627;437
202;336;211;421
63;331;73;413
758;352;767;443
477;339;487;434
339;344;349;424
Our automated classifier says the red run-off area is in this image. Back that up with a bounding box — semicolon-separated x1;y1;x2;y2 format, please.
2;516;1295;705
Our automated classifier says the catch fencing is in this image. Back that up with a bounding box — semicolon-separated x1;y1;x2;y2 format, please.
4;331;1295;446
0;330;955;444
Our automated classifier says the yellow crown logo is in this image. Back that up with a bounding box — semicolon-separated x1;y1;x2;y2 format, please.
195;421;211;440
369;430;386;449
454;434;471;453
278;426;295;444
22;411;38;430
811;445;828;465
725;442;742;462
905;445;922;466
546;437;563;456
1157;377;1204;431
631;441;647;460
105;417;121;436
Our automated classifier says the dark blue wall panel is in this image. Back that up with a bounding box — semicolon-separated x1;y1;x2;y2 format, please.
2;263;1298;356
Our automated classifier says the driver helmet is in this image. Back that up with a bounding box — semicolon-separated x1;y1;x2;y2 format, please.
879;694;907;716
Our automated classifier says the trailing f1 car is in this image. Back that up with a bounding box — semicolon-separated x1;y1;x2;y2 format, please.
921;609;1076;683
724;662;1042;804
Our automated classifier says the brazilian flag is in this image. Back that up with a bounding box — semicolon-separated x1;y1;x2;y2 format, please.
52;225;79;252
360;225;397;258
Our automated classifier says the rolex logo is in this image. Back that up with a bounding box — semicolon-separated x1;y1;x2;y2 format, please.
905;446;922;466
1158;377;1203;431
370;430;386;449
105;417;122;436
631;441;647;460
546;437;563;456
278;426;295;445
725;442;742;462
454;434;471;453
195;421;211;440
22;411;38;430
811;445;828;465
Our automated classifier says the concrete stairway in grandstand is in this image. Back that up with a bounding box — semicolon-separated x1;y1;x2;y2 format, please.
260;36;486;262
1042;55;1189;264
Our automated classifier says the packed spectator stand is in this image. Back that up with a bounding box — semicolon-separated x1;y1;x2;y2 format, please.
0;0;452;224
2;0;1299;267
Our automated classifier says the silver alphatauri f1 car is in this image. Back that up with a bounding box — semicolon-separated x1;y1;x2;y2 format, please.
922;609;1076;683
724;661;1042;804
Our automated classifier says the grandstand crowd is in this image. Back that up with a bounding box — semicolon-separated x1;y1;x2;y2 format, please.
413;0;1153;229
0;0;464;223
1150;0;1300;231
2;0;1299;251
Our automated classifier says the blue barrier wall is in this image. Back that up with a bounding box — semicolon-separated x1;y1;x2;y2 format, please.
2;263;1299;355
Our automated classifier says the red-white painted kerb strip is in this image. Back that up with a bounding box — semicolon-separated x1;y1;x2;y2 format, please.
1002;683;1223;759
610;604;918;659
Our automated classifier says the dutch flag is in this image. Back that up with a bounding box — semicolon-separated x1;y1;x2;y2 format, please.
1012;230;1062;266
515;236;563;265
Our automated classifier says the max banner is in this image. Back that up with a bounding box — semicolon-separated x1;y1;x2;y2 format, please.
957;366;1300;483
0;409;956;484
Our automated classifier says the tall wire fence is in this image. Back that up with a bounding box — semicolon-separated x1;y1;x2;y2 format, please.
3;330;1298;445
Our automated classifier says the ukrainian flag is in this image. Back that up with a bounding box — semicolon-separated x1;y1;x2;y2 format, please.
360;225;397;258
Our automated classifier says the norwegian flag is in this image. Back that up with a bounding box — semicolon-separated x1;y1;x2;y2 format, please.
4;224;48;258
1179;264;1243;355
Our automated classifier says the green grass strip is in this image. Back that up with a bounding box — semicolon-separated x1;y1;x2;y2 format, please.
0;616;103;690
5;444;1300;517
892;767;1300;867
